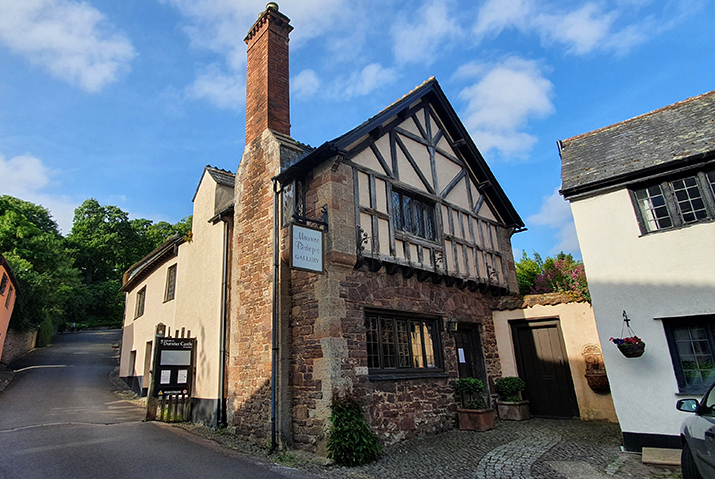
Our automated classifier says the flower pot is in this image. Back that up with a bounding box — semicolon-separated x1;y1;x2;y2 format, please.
585;371;610;393
496;400;530;421
457;407;495;431
617;342;645;358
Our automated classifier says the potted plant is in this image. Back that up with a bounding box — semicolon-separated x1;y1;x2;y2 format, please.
454;378;494;431
494;376;530;421
609;336;645;358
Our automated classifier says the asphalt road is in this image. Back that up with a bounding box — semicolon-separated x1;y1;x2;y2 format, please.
0;330;308;479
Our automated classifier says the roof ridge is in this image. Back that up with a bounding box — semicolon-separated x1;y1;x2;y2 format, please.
205;165;235;176
563;89;715;145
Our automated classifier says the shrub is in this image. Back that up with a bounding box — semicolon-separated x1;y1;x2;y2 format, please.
495;376;526;402
35;318;54;347
516;251;590;301
455;377;486;409
327;395;381;466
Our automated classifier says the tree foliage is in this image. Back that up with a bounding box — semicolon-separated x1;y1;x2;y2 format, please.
515;251;590;301
0;195;192;332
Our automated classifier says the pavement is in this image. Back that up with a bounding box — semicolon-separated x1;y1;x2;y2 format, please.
1;346;682;479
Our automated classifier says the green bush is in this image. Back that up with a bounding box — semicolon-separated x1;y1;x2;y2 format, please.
495;376;526;402
327;395;381;466
455;377;486;409
36;318;54;347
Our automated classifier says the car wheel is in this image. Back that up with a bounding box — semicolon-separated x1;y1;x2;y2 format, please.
682;442;703;479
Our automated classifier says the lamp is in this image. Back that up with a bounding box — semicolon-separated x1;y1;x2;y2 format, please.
447;320;458;333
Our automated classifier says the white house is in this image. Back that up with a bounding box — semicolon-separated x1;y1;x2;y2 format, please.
559;90;715;451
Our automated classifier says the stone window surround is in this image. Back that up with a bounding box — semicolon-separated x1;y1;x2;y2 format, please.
663;314;715;395
630;167;715;235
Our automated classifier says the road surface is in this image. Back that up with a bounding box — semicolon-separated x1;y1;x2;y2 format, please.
0;330;307;479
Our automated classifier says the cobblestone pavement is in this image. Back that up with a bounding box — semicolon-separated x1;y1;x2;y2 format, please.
181;419;682;479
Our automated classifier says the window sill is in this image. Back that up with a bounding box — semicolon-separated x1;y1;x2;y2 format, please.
368;371;448;381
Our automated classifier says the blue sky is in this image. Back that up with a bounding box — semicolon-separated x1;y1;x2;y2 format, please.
0;0;713;260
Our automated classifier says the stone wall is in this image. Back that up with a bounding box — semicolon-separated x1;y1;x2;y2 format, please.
1;329;37;365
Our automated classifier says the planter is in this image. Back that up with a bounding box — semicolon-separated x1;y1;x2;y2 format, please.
457;407;495;431
496;400;530;421
585;371;610;393
617;342;645;358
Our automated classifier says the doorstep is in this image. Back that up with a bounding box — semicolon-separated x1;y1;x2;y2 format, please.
641;447;681;466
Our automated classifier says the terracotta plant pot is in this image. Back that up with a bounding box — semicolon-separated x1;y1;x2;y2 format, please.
585;372;610;393
495;400;531;421
457;407;495;431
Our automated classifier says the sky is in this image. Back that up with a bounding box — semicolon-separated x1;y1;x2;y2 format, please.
0;0;713;261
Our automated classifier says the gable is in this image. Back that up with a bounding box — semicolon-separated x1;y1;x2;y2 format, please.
349;102;497;222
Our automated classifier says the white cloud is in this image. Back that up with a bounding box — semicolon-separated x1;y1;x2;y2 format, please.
474;0;650;55
0;153;77;234
527;188;581;255
458;57;554;157
292;69;320;99
391;0;461;65
0;0;135;92
342;63;397;99
185;64;245;111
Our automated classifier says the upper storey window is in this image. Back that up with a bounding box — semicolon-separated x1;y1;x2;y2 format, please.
632;169;715;234
391;190;435;241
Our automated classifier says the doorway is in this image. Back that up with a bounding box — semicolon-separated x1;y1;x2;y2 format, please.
454;326;487;388
511;319;579;418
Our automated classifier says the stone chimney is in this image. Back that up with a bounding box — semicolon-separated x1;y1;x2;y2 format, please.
244;2;292;146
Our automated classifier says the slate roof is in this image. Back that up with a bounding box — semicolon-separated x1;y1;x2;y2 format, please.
206;166;235;187
121;234;184;292
560;90;715;200
275;77;524;229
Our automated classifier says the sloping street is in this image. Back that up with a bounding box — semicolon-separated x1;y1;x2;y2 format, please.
0;330;306;479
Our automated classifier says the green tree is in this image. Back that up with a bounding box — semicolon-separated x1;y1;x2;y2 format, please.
515;251;590;301
0;196;80;331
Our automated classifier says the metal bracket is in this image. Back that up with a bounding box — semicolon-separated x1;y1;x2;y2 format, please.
293;204;328;232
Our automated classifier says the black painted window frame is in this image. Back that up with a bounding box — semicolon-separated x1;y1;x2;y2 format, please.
630;168;715;234
365;309;445;379
391;189;436;242
663;315;715;394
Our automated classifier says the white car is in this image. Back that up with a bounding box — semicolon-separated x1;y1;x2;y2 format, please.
677;381;715;479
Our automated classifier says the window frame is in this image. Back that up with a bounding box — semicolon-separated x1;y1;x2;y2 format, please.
0;273;7;296
663;315;715;395
164;264;177;302
135;286;146;319
4;286;13;308
365;309;445;380
390;189;437;242
631;168;715;234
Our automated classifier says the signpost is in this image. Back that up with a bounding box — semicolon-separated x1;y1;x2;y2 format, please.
290;224;324;273
146;328;195;421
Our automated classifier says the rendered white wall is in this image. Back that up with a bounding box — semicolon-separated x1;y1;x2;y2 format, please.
570;188;715;437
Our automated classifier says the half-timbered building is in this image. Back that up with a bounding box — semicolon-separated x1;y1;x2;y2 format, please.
226;4;524;452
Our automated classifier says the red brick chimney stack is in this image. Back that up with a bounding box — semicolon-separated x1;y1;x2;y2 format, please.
244;2;292;146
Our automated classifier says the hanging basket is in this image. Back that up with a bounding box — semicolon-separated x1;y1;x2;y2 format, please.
610;311;646;358
617;341;645;358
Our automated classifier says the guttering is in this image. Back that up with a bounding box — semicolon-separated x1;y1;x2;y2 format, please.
270;178;280;452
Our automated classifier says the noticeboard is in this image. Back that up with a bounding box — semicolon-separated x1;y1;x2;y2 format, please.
153;337;195;397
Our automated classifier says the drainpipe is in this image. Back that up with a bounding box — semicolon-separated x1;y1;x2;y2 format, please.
217;214;230;427
270;179;280;452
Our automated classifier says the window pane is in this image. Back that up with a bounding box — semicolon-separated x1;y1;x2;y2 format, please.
366;316;380;368
381;318;396;368
707;170;715;197
403;196;413;233
415;201;425;238
636;185;673;232
423;322;437;368
425;207;435;240
392;192;402;231
282;182;294;226
671;177;708;223
672;323;715;390
396;320;411;368
410;322;424;368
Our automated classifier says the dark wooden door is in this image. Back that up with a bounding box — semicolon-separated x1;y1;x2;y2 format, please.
454;327;487;386
512;319;579;418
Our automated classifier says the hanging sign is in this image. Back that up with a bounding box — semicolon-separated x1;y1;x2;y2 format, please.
291;224;324;273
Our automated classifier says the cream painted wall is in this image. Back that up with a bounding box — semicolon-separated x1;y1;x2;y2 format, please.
570;188;715;437
493;301;617;422
119;169;228;402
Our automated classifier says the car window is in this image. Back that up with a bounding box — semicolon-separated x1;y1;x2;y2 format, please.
701;386;715;417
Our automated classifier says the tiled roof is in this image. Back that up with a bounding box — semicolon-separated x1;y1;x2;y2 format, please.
205;166;235;187
560;90;715;199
